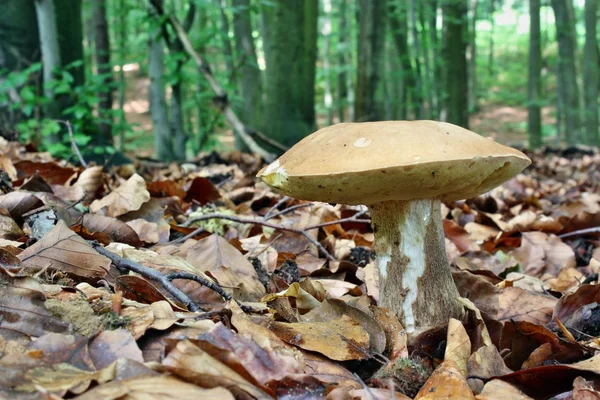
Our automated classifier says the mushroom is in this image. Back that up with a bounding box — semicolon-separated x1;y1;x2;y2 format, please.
257;121;531;335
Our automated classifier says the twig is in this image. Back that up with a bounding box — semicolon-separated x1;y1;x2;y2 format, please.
171;212;336;261
166;271;258;313
247;128;289;153
303;209;370;230
56;120;88;168
265;202;314;221
90;241;202;312
559;226;600;239
263;196;290;219
147;0;276;162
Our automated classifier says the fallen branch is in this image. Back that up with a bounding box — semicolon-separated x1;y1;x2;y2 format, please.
558;226;600;239
91;241;202;312
172;209;372;261
166;271;259;313
57;119;87;168
147;0;276;162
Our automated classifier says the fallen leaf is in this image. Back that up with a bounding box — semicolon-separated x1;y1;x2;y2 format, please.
18;220;111;281
89;173;150;217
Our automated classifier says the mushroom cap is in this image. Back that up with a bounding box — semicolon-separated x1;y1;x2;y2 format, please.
257;121;531;205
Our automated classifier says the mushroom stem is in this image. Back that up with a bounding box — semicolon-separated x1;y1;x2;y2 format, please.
368;198;463;334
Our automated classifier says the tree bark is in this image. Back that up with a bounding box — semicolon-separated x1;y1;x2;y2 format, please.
528;0;542;149
218;0;235;82
336;0;349;122
232;0;262;134
551;0;581;146
467;0;478;113
34;0;62;123
355;0;386;122
92;0;114;139
429;0;441;119
322;0;334;126
583;0;599;146
442;0;469;128
149;0;173;161
409;0;424;118
389;0;417;119
260;0;318;147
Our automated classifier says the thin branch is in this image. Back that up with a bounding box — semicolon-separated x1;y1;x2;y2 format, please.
263;196;290;219
147;0;276;162
90;241;201;312
247;128;289;153
303;209;371;230
170;212;336;261
558;226;600;239
266;202;314;221
56;120;87;167
166;271;259;313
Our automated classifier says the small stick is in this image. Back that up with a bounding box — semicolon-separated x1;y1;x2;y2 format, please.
56;119;88;168
90;241;202;312
263;196;290;219
265;202;314;221
559;226;600;239
166;271;259;313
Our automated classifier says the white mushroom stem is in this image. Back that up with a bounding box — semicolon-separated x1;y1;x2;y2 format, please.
368;198;463;334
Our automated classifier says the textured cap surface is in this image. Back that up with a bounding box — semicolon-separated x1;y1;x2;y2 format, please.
257;121;531;205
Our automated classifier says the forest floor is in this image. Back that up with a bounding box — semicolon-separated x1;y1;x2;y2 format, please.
120;67;553;155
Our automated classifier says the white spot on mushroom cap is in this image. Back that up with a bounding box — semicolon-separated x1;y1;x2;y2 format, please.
353;137;372;148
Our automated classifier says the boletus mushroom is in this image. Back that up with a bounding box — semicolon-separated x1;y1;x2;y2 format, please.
257;121;531;335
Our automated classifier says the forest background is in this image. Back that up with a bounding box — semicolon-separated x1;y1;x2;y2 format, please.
0;0;598;162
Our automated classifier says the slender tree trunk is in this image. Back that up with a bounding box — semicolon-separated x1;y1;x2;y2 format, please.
551;0;581;146
583;0;599;145
419;2;433;119
92;0;114;139
487;0;495;75
149;0;173;160
218;0;235;82
467;0;478;112
34;0;62;123
322;0;334;126
429;0;441;119
336;0;349;122
116;0;127;150
442;0;469;128
528;0;542;149
232;0;262;150
409;0;424;118
355;0;386;122
261;0;318;147
389;0;415;119
55;0;84;87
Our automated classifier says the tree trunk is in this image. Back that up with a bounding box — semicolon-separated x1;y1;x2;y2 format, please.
218;0;235;82
467;0;478;113
409;0;424;118
55;0;85;87
261;0;318;147
487;0;495;75
149;1;173;161
336;0;349;122
389;0;417;119
442;0;469;128
116;0;127;150
34;0;62;123
429;0;441;119
583;0;599;146
528;0;542;149
419;2;434;119
551;0;581;146
355;0;386;122
322;0;334;126
92;0;114;140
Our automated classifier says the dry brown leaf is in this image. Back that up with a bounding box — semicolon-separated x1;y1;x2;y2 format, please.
88;329;143;370
498;286;556;325
415;360;476;399
161;339;271;399
0;191;44;222
79;214;143;247
510;232;576;277
89;173;150;217
18;220;110;280
476;379;533;400
445;318;471;378
467;345;513;381
187;233;265;300
0;267;70;338
269;315;370;361
573;376;600;400
73;166;104;199
74;374;234;400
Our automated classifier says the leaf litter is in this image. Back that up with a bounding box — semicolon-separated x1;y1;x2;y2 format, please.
1;143;600;398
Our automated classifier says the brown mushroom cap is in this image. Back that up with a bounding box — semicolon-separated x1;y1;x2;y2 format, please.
257;121;531;205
